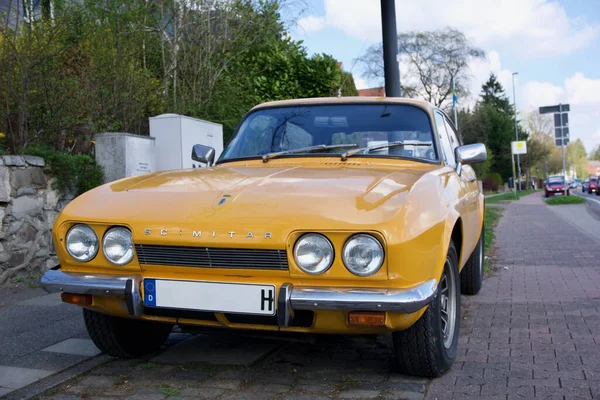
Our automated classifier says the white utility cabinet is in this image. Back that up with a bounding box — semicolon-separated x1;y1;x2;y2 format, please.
149;114;224;171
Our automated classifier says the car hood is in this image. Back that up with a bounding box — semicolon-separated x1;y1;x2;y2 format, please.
60;161;438;243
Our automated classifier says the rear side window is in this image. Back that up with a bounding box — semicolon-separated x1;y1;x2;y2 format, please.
434;111;456;167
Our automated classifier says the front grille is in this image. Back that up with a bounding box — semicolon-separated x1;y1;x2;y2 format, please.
135;244;289;270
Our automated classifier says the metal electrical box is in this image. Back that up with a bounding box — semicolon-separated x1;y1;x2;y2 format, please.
149;114;224;171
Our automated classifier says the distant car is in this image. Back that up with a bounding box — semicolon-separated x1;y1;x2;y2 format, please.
574;178;582;187
569;181;577;189
583;178;589;192
545;176;569;198
589;177;598;194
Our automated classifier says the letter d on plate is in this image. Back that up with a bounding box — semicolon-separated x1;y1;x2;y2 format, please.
144;279;156;306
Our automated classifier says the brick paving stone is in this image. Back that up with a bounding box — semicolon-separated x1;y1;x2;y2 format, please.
426;193;600;399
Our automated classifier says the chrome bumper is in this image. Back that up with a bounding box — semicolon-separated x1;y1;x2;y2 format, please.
41;270;143;317
41;269;437;327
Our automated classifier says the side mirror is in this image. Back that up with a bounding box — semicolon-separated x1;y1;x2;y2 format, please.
455;143;487;165
454;143;486;176
191;144;215;166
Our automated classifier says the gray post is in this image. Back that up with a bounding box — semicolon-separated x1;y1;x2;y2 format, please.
512;72;521;191
560;105;567;191
381;0;401;97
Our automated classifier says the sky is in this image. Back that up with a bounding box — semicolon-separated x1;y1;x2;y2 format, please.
284;0;600;154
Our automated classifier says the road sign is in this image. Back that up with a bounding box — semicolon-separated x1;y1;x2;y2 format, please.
540;104;570;114
555;127;569;138
511;141;527;155
556;138;570;146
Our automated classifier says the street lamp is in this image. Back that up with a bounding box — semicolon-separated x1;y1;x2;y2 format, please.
512;72;521;191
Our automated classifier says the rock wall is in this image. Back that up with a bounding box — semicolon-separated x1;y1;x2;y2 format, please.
0;155;72;285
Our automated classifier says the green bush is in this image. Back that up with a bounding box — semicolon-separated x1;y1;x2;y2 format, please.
482;172;503;192
23;146;104;196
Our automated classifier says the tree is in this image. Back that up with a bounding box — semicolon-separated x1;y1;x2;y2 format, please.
524;111;553;185
566;139;588;178
357;28;484;108
590;145;600;161
459;74;527;182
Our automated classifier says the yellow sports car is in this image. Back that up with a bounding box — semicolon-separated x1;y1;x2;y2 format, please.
41;97;486;377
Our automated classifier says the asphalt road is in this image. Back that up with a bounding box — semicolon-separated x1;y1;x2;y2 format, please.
570;187;600;221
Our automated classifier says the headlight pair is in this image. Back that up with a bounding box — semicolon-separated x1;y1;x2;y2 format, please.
65;224;134;265
293;233;384;276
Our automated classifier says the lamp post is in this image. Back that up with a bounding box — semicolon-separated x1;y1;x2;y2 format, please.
380;0;401;97
512;72;521;191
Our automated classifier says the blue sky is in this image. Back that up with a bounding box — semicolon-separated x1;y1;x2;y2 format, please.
284;0;600;153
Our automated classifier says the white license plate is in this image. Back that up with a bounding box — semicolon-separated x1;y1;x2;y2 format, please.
555;192;563;196
143;279;276;316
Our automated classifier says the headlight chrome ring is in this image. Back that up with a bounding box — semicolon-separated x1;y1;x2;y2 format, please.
66;224;99;262
293;233;334;275
342;234;384;276
102;227;134;266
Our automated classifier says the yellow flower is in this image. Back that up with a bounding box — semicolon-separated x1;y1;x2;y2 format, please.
0;132;5;139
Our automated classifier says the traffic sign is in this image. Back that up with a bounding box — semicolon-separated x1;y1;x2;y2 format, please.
540;104;570;114
556;138;570;146
511;141;527;155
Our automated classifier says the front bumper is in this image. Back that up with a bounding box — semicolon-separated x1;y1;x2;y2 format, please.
40;269;437;327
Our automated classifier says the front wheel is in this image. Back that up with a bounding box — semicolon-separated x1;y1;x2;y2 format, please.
461;227;484;295
83;309;173;358
392;241;460;377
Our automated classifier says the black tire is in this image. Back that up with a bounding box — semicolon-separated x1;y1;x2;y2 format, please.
83;309;173;358
392;241;460;377
460;227;484;295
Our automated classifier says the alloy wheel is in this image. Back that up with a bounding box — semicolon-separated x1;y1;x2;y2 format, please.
439;260;457;349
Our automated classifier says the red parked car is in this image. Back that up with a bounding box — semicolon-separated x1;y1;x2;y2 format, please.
545;175;569;198
589;176;598;194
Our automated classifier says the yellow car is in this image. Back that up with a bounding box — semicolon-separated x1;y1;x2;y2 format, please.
41;97;486;377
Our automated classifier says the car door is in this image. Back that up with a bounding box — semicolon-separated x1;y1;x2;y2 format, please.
433;111;476;263
443;114;481;256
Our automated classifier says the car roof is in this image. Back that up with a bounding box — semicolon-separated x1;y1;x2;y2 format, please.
250;97;436;112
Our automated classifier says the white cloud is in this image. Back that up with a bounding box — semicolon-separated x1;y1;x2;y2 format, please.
521;73;600;152
522;81;564;109
298;0;599;59
353;76;369;90
296;16;326;34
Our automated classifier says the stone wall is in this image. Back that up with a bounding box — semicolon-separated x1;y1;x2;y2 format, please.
0;155;73;285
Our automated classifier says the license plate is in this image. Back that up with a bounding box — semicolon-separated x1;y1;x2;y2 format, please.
143;279;276;316
555;192;562;196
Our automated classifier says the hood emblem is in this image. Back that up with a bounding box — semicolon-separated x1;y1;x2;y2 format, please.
218;198;226;206
144;229;272;239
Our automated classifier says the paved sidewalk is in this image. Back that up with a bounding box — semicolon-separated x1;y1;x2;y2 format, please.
427;192;600;399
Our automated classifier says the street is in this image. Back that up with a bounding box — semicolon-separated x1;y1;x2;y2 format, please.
1;191;600;400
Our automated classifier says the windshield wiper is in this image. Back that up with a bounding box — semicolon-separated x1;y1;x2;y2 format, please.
262;144;358;163
341;141;432;161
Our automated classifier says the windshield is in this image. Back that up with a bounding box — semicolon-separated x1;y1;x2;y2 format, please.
548;176;565;184
592;177;598;182
219;104;438;163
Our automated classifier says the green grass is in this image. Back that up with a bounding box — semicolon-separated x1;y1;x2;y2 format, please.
160;386;180;397
485;189;537;204
484;207;502;273
545;195;586;205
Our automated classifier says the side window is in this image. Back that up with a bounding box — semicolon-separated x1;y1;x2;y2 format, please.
434;112;456;167
443;117;461;150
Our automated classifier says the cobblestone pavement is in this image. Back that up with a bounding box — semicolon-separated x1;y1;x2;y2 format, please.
427;192;600;399
38;334;428;400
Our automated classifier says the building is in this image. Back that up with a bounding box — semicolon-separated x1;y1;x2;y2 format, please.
358;87;385;97
0;0;44;29
583;161;600;177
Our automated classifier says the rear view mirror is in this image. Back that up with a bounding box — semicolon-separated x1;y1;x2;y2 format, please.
191;144;215;166
455;143;487;165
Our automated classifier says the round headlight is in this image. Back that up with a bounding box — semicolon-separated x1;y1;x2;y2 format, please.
293;233;334;274
342;234;384;276
102;227;134;265
66;224;99;262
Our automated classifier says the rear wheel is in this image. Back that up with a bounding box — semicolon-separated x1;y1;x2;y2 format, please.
460;227;484;295
83;309;173;358
392;241;460;377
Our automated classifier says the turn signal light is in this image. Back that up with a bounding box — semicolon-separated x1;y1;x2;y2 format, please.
348;312;386;326
61;293;92;306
